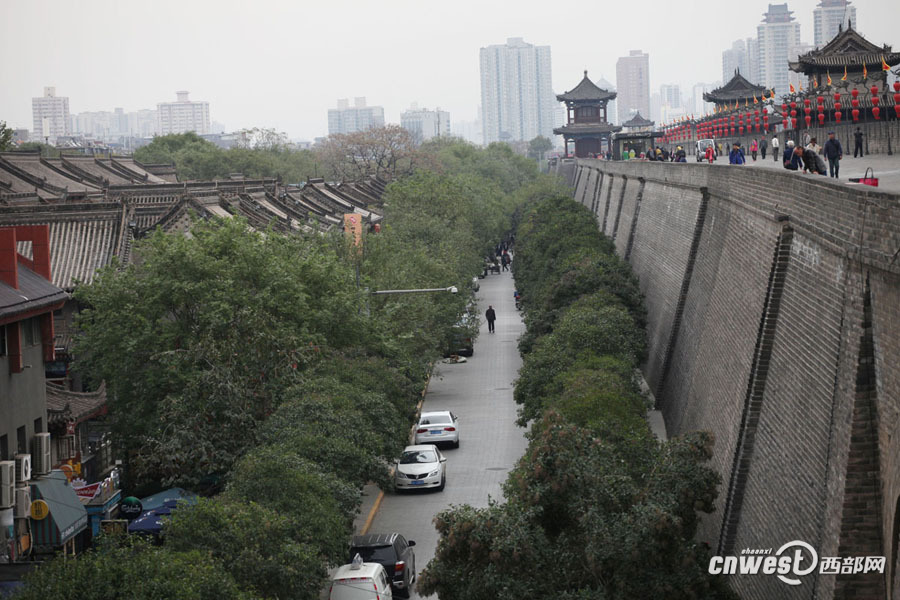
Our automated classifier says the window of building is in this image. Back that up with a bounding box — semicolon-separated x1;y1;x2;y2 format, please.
16;426;26;455
34;417;43;435
0;324;6;356
24;317;40;346
0;435;7;461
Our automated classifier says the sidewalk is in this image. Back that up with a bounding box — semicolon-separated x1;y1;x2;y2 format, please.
739;152;900;193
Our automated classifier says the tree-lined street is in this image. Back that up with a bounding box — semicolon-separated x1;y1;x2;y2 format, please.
365;267;528;599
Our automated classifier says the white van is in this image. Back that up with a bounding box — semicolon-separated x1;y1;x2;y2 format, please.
330;554;394;600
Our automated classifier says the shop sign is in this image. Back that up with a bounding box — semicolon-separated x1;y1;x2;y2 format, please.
120;497;143;520
30;499;50;520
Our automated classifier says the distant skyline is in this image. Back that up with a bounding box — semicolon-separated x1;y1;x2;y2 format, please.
1;0;897;140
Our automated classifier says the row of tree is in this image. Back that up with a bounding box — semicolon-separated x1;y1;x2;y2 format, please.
418;187;740;599
16;140;541;599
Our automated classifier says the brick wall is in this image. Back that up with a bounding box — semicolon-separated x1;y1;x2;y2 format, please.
564;157;900;599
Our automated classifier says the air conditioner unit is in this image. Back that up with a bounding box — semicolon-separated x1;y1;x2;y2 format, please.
32;433;51;476
14;487;31;519
0;462;14;508
15;454;31;483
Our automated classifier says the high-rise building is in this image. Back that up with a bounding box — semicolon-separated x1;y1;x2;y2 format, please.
327;97;385;135
595;76;617;125
400;105;450;142
479;37;556;144
757;4;802;96
32;87;70;144
157;91;210;135
691;82;718;116
788;43;816;91
615;50;650;124
814;0;856;47
722;38;761;86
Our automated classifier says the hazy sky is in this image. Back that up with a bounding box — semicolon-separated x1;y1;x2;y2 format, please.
2;0;898;140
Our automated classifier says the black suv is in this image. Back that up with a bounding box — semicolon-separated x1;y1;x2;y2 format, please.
348;533;416;597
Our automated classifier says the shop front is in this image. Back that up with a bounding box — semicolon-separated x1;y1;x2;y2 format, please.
29;470;89;557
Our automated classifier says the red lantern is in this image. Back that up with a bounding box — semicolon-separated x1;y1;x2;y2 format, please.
835;101;842;111
894;93;900;105
871;95;880;106
791;118;798;129
894;81;900;92
803;98;811;107
851;88;859;99
805;115;812;127
818;113;825;125
835;110;842;123
833;92;841;102
872;106;880;120
817;95;824;105
852;109;860;121
870;85;879;96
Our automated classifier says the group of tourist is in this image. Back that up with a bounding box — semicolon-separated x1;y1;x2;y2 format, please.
781;132;843;178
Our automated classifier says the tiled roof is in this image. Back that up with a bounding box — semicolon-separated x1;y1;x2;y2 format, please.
557;71;617;102
0;264;68;322
790;26;900;72
46;382;108;425
0;153;102;195
553;123;622;136
703;72;767;103
622;112;654;128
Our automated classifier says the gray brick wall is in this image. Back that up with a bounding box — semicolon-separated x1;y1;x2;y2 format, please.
567;157;900;599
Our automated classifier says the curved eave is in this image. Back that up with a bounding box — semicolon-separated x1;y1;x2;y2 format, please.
553;124;622;136
790;53;900;73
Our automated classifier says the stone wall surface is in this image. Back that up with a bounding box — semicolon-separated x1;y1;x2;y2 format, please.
560;157;900;600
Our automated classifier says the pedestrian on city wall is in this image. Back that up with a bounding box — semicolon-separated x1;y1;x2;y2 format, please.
801;146;827;175
750;139;758;161
823;132;843;178
853;127;864;158
485;305;496;333
782;139;795;165
760;137;768;160
784;145;803;171
705;144;715;164
771;135;780;162
729;143;746;165
806;137;822;155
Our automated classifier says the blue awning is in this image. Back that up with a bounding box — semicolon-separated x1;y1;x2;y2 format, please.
30;470;88;551
139;487;197;512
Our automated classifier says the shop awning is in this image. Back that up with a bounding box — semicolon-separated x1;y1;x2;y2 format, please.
140;487;197;512
30;470;88;551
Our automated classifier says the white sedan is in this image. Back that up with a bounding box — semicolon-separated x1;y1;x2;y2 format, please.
394;445;447;492
413;411;459;448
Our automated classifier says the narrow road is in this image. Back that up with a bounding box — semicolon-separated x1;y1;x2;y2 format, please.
366;266;528;599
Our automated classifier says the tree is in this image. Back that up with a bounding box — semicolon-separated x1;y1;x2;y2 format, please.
234;127;290;150
0;121;13;151
418;413;738;600
317;125;421;181
528;135;553;161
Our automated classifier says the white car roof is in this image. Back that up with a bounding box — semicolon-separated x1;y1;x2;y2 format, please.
332;562;385;580
420;410;451;417
403;444;440;452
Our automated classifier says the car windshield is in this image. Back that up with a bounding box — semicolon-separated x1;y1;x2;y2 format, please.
400;450;438;464
350;545;395;563
420;414;451;425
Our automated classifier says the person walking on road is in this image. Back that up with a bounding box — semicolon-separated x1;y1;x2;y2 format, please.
729;143;746;165
485;305;496;333
824;131;843;179
771;136;780;162
760;137;768;160
853;127;864;158
750;139;758;161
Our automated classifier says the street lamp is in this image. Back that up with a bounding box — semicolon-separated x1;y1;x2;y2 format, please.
370;286;458;295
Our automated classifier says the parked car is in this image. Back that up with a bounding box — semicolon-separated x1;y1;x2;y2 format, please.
413;411;459;448
347;533;416;597
696;138;717;162
329;554;393;600
444;311;477;357
394;444;448;492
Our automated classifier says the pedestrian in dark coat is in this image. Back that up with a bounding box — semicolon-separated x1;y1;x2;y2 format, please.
823;132;843;178
853;127;864;158
485;306;496;333
760;137;768;160
729;143;746;165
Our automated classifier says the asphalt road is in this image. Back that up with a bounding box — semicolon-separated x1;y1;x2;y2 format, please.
366;266;528;599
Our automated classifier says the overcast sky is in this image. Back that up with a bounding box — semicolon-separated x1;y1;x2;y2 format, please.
2;0;898;140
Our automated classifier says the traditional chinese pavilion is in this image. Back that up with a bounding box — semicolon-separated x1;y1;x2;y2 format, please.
790;22;900;89
554;71;621;158
612;112;664;159
703;70;768;110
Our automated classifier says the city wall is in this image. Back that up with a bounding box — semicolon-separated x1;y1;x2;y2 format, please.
559;158;900;600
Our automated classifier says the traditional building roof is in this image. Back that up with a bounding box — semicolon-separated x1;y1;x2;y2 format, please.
703;71;767;104
622;112;654;129
46;381;108;425
556;71;617;103
790;24;900;73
